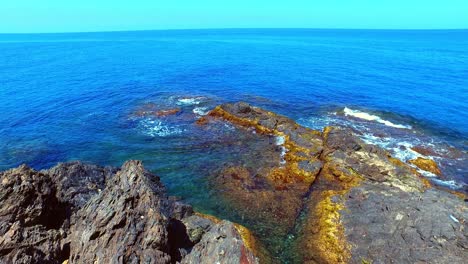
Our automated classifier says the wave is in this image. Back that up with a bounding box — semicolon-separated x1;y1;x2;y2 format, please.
343;107;412;129
193;107;209;116
430;178;465;190
176;96;206;106
139;118;184;137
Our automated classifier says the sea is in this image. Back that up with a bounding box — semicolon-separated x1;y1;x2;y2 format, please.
0;28;467;261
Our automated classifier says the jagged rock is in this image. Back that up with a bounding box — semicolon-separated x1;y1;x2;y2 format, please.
68;160;174;263
0;165;68;264
42;161;117;209
1;160;259;264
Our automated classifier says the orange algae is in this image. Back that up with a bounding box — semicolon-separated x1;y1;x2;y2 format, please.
408;157;442;176
194;212;222;224
234;223;258;255
303;164;362;264
208;105;320;185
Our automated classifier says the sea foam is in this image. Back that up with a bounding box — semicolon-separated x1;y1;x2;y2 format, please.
139;119;183;137
193;107;209;116
176;96;206;106
343;107;412;129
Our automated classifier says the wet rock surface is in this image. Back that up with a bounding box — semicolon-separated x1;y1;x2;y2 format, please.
343;183;467;264
201;102;467;264
0;161;258;264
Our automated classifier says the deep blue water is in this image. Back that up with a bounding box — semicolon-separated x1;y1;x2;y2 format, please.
1;29;467;190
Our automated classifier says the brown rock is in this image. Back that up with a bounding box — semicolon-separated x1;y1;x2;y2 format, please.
68;160;174;263
411;145;439;156
0;165;69;264
154;108;181;117
1;161;261;264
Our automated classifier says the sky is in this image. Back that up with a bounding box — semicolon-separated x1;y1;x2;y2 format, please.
1;0;468;33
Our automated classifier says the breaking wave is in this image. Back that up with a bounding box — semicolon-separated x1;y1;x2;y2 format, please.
193;107;209;116
343;107;412;129
176;96;206;106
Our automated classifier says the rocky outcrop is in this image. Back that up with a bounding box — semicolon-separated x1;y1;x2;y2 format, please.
201;102;467;264
1;101;466;264
0;165;68;264
68;160;174;263
0;161;259;264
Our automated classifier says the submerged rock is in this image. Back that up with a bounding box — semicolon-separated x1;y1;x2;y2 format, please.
0;161;259;264
201;102;324;254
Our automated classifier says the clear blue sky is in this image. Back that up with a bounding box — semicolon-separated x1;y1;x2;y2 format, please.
1;0;468;33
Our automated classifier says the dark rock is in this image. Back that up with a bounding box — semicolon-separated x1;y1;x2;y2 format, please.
343;183;468;264
182;220;258;264
1;160;259;264
68;160;173;263
42;161;117;210
0;165;68;264
182;214;216;244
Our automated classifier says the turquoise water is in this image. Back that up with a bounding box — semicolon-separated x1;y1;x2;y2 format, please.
1;28;467;207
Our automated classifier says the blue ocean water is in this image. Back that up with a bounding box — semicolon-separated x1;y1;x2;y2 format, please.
1;29;467;189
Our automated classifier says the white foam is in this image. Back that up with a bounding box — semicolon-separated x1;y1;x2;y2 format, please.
176;97;205;106
139;119;183;137
279;146;287;165
431;178;464;190
361;133;426;163
275;135;285;146
417;169;438;178
343;107;412;129
193;107;209;116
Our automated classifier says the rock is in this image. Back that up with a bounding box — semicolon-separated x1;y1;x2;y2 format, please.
203;103;465;264
182;221;258;264
1;160;260;264
0;165;69;264
204;102;324;253
342;183;468;264
409;157;442;175
411;145;439;156
154;108;181;117
181;214;216;244
42;161;117;210
68;160;173;263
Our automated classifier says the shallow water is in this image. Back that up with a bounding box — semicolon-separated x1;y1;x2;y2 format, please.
1;29;467;262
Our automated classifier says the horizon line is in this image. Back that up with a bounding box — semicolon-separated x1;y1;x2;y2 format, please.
1;27;468;35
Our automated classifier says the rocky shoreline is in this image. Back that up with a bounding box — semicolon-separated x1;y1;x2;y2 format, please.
1;102;467;263
0;161;258;264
